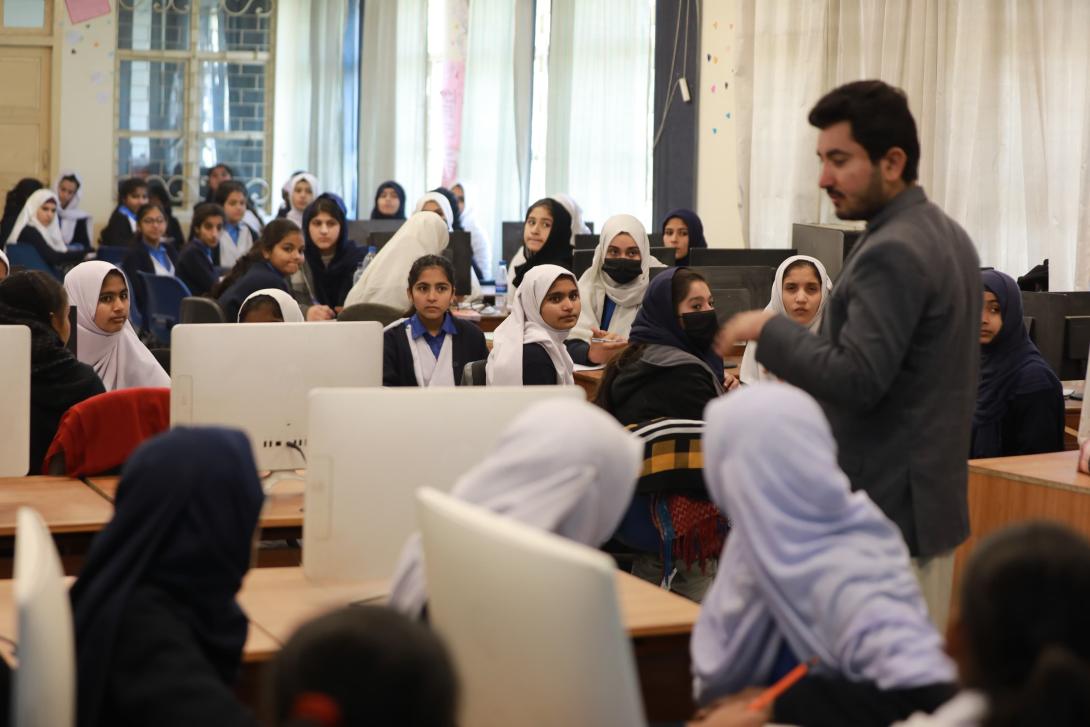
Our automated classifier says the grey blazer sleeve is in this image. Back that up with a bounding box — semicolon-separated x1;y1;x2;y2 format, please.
755;239;930;413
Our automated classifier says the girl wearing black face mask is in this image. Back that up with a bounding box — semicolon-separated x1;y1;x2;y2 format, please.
567;214;665;366
596;267;731;425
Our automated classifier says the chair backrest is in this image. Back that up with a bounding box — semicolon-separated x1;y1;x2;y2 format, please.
337;302;404;326
94;246;129;267
417;488;647;727
12;507;75;727
42;387;171;476
4;244;61;280
461;359;487;386
137;272;191;344
0;326;31;476
179;296;226;324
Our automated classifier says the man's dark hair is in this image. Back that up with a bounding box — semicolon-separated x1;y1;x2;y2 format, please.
808;80;920;183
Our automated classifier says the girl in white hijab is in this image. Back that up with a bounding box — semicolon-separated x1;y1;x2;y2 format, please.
63;261;170;391
739;255;832;384
344;211;449;309
413;192;454;231
284;173;319;228
568;214;664;365
693;383;955;707
486;264;578;386
53;170;93;246
237;288;305;323
7;188;68;251
388;398;642;619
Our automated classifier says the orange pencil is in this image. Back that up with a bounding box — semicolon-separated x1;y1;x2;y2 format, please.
746;657;819;712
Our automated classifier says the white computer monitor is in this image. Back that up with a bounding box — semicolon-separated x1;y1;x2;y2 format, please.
0;326;31;476
303;386;584;582
170;322;383;472
13;507;76;727
416;487;647;727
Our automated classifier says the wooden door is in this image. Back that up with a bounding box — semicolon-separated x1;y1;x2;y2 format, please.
0;45;50;195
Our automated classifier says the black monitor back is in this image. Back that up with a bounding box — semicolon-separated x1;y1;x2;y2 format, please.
1022;291;1090;379
502;221;523;262
347;218;403;245
574;234;599;251
688;248;797;269
689;265;776;326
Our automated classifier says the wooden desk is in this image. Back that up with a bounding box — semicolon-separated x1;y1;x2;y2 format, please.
0;477;113;537
953;450;1090;594
476;314;508;333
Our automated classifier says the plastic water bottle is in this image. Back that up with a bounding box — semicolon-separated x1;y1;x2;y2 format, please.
353;245;378;285
495;260;508;313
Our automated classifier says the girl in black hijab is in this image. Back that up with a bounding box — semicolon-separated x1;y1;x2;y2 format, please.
299;193;364;309
0;270;104;470
70;427;265;727
511;198;573;289
370;181;407;220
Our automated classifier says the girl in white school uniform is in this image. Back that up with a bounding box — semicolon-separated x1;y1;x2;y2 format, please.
64;260;170;391
383;254;488;387
567;214;664;366
486;264;580;386
738;255;832;384
53;170;93;248
214;181;258;269
283;172;318;228
388;398;641;620
344;211;449;309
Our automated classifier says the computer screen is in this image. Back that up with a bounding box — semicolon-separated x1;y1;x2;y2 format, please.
502;221;524;263
346;219;403;246
170;322;383;472
687;248;797;269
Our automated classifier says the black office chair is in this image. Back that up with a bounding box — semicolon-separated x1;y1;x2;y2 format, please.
338;303;404;326
461;359;487;386
179;296;226;324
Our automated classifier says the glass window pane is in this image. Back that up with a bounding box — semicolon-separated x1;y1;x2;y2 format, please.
198;138;268;206
118;137;185;180
3;0;44;28
118;61;186;132
117;4;190;51
199;62;267;133
199;0;273;53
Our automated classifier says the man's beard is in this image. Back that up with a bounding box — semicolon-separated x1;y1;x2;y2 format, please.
830;168;887;221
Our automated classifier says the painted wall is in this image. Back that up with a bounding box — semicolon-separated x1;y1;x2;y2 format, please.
695;0;743;248
54;1;116;238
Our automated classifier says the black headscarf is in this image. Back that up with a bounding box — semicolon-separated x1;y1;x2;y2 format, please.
0;271;77;378
1;177;45;247
512;198;573;288
628;267;725;382
70;427;265;727
302;193;365;307
661;208;707;265
431;187;463;231
370;181;407;220
971;269;1062;458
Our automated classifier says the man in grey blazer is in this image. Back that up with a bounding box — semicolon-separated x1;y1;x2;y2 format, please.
718;81;981;630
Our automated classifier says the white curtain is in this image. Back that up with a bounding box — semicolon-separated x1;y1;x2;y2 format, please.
357;0;428;217
273;1;349;209
733;0;1090;290
545;0;654;229
458;0;533;274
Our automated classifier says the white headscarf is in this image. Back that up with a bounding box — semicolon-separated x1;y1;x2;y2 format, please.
52;170;92;246
452;179;493;275
739;255;832;384
486;264;576;386
692;384;955;704
388;398;642;619
285;173;319;228
551;193;591;242
571;214;664;343
0;248;9;278
7;189;67;251
343;211;449;309
238;288;305;323
63;261;171;391
413;192;454;232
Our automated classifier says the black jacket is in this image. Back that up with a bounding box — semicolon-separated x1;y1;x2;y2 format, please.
601;348;721;427
175;241;218;298
383;316;488;386
522;343;560;385
30;359;105;473
100;208;137;248
121;242;180;318
216;262;290;323
17;226;86;271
